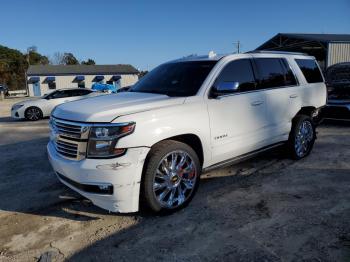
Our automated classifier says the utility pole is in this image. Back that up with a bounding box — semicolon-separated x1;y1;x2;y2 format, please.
233;41;241;53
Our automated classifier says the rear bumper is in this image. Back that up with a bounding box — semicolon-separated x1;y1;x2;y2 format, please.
323;103;350;120
47;141;150;213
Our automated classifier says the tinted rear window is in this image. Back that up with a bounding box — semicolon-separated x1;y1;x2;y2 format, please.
254;58;296;89
295;59;323;83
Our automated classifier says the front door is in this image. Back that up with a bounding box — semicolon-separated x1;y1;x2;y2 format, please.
33;82;41;96
207;59;269;164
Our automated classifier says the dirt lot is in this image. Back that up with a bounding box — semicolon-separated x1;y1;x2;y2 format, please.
0;98;350;262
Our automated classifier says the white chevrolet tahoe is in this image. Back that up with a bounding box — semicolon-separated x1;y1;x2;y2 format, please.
48;51;327;213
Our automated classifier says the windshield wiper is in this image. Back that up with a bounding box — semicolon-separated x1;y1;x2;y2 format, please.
130;89;171;96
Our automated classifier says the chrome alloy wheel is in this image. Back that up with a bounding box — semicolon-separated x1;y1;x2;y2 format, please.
153;150;198;209
26;108;41;120
294;120;314;158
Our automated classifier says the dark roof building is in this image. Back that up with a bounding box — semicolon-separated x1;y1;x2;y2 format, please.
26;64;139;97
256;33;350;69
27;64;139;76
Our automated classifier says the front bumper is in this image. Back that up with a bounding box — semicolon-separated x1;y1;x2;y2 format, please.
47;141;150;213
11;108;25;119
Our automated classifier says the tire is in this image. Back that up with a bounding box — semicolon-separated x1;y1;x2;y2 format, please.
141;140;201;213
25;107;43;121
287;114;316;160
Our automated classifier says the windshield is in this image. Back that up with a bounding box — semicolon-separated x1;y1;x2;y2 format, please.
130;61;217;97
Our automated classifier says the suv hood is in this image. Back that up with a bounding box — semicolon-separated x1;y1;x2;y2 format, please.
52;92;186;122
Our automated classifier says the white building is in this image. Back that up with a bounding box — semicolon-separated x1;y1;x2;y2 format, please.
27;64;139;96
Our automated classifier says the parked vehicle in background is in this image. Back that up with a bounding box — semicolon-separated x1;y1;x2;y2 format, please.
0;84;9;97
48;51;326;214
323;62;350;120
8;89;27;97
11;88;97;121
92;83;117;93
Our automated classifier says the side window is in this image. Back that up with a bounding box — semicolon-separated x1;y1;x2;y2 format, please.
49;90;64;99
281;59;298;86
53;90;71;98
254;58;289;89
67;90;83;97
295;59;324;83
215;59;256;92
75;89;91;96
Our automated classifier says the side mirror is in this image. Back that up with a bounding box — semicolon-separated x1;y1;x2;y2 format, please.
211;81;240;98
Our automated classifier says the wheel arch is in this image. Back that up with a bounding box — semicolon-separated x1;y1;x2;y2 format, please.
295;106;317;118
148;133;204;166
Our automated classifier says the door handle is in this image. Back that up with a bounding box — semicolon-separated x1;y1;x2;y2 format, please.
251;101;264;106
289;94;298;99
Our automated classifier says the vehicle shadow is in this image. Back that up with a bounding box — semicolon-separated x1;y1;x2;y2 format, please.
0;116;17;123
66;166;350;261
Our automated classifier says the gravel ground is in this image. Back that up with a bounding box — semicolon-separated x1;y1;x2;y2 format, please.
0;98;349;262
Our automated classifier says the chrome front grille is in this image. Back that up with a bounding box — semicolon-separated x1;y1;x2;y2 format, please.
55;140;79;158
50;118;85;139
49;117;90;160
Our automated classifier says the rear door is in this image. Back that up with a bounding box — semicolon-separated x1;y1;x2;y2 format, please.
253;57;301;142
207;59;269;164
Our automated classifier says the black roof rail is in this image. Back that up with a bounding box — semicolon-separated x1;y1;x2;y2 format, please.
246;50;308;56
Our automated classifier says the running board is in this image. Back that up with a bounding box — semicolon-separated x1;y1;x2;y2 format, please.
202;142;285;173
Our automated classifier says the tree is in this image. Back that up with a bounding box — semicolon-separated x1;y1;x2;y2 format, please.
26;46;49;65
63;52;79;65
0;45;27;90
81;59;96;65
50;52;65;65
50;52;80;65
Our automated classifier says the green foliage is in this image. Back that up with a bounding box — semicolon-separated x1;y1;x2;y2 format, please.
81;58;96;65
0;44;95;90
0;45;27;90
28;51;49;65
63;52;79;65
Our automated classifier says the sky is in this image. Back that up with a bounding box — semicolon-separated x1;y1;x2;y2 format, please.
0;0;349;70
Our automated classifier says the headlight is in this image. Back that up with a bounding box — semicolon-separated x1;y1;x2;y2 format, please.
12;104;24;111
87;122;135;158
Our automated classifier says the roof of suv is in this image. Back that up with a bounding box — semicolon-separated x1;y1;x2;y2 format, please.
172;51;311;63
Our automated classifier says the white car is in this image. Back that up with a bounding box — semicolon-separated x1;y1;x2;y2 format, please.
11;88;96;121
48;51;327;213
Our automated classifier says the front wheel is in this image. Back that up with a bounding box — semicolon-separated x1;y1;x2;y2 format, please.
141;140;201;213
25;107;43;121
287;115;316;159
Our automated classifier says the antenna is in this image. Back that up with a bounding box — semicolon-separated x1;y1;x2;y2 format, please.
233;41;241;53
